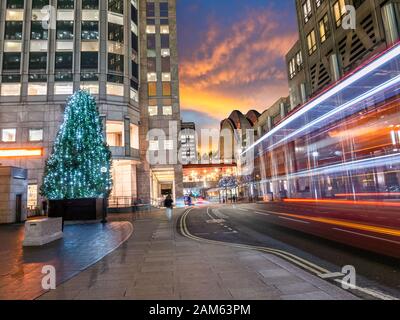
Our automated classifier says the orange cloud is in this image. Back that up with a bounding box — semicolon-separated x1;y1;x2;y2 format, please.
179;8;297;120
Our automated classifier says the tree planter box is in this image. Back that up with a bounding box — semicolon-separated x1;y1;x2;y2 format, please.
48;198;104;221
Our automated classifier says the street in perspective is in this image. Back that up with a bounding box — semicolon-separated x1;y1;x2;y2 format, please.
0;0;400;312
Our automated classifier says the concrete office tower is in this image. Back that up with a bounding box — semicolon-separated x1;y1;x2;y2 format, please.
286;0;400;110
180;121;197;164
137;0;183;203
0;0;141;211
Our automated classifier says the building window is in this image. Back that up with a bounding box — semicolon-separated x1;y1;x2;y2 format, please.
3;52;21;71
163;106;172;115
319;14;330;43
54;82;73;95
82;0;99;9
162;73;171;82
5;21;23;40
289;57;296;79
147;57;156;73
146;25;156;34
1;128;16;142
333;0;347;27
57;0;74;9
161;48;170;57
149;106;158;116
147;34;156;50
161;34;169;48
130;124;139;149
55;52;73;70
31;21;48;40
7;0;24;9
147;72;157;82
161;56;170;72
82;21;99;40
108;0;123;14
28;83;47;95
81;52;98;70
29;128;43;141
162;82;171;96
302;0;312;23
148;82;157;97
29;52;47;70
307;30;317;55
160;2;169;17
108;53;124;73
1;84;21;96
146;2;155;17
56;21;74;40
106;121;124;147
296;51;303;71
160;25;169;34
108;23;124;43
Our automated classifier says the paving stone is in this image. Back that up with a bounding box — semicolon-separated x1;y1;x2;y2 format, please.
30;209;358;300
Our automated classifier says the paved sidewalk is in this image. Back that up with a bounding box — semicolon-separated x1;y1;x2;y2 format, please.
39;209;357;300
0;221;132;300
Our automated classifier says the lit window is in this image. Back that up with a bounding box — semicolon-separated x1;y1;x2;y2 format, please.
130;88;138;101
4;41;22;52
163;106;172;115
162;82;171;96
149;106;158;116
160;25;169;34
161;48;170;57
146;25;156;34
106;121;124;147
2;128;16;142
81;41;99;51
333;0;347;27
302;0;312;23
130;124;139;149
307;30;317;55
29;129;43;142
82;10;99;21
162;73;171;82
1;84;21;96
54;82;73;95
148;82;157;96
6;10;24;21
164;140;174;150
319;14;329;43
80;82;99;94
106;83;124;96
147;72;157;82
28;83;47;95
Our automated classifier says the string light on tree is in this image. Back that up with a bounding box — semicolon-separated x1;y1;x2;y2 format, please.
40;90;112;200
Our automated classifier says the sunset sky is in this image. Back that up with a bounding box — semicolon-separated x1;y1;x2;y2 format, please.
176;0;298;133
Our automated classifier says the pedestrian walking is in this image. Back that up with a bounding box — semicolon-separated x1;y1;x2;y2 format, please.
164;194;174;221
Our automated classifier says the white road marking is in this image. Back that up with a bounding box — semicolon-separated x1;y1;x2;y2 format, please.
333;228;400;245
256;211;270;216
278;216;310;224
318;272;345;279
237;208;249;212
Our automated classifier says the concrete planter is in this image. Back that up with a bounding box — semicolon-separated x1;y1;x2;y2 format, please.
48;198;104;221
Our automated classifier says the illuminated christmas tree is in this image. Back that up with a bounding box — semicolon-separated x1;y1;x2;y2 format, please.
40;90;112;200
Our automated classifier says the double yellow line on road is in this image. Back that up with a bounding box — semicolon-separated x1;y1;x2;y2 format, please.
179;207;398;301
